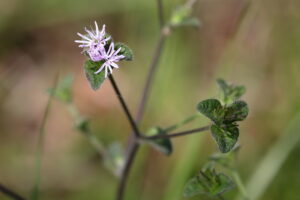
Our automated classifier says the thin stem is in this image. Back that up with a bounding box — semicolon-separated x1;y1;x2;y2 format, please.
164;114;199;133
31;73;59;200
109;75;141;138
143;125;210;140
231;170;249;200
0;183;27;200
67;104;106;154
157;0;164;28
116;143;139;200
116;0;168;199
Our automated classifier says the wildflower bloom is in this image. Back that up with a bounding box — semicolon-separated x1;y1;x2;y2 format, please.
95;42;125;78
75;21;125;78
75;21;110;61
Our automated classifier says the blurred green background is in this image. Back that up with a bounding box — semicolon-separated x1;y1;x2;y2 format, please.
1;0;300;199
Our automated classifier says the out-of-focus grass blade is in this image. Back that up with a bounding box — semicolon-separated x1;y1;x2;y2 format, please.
237;111;300;200
31;73;59;200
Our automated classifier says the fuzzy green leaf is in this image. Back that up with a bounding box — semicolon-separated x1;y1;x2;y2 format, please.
183;176;206;198
183;167;234;198
76;119;89;134
115;42;133;61
211;124;239;153
217;79;246;104
197;99;224;125
84;59;106;91
224;101;249;123
146;127;172;156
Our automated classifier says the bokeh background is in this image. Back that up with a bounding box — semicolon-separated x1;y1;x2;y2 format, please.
1;0;300;199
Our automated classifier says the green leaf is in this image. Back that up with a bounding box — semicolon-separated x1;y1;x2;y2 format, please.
217;79;246;104
183;176;206;198
49;74;73;103
115;42;133;61
76;119;90;134
197;99;225;125
183;167;235;198
84;59;106;91
224;101;249;123
146;127;172;156
211;124;239;153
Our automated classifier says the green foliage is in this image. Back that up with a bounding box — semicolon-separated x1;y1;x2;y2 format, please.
211;124;239;153
183;166;235;198
224;101;249;123
197;81;248;153
49;74;73;103
197;99;225;125
76;118;90;134
115;42;134;61
217;79;246;104
146;127;173;156
169;5;201;28
84;59;106;91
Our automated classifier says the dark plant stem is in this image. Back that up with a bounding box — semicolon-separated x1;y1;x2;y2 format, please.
116;142;139;200
115;1;168;199
108;75;141;138
0;184;27;200
142;125;210;140
157;0;164;28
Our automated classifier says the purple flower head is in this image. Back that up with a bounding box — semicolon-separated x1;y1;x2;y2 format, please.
94;42;125;78
75;21;110;62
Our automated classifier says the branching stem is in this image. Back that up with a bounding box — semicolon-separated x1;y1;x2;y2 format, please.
109;75;141;138
142;125;210;140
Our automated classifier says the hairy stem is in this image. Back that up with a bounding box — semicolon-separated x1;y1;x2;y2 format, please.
143;125;210;140
31;73;59;200
164;114;199;133
67;104;106;154
109;75;141;138
0;184;27;200
116;142;139;200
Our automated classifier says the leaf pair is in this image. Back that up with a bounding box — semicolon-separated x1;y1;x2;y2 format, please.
197;99;248;153
84;43;133;91
183;166;234;198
